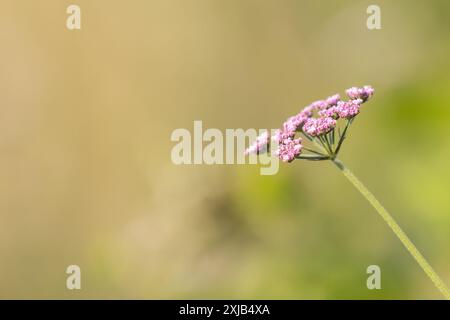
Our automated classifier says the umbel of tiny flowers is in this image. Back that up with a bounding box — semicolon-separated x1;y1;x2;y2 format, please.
246;85;374;162
246;86;450;299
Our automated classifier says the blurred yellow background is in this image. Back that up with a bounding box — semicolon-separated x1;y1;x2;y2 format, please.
1;0;449;299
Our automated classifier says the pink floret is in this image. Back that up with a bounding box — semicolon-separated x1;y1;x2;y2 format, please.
345;86;374;101
336;99;362;119
302;117;337;136
275;138;303;162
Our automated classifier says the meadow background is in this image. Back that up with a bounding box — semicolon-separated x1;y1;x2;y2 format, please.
1;0;450;299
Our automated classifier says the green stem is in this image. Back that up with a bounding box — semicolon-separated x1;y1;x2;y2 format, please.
318;136;332;154
331;128;335;146
303;147;327;156
324;133;333;153
332;158;450;299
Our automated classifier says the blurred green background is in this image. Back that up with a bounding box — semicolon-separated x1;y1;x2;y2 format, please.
1;0;449;299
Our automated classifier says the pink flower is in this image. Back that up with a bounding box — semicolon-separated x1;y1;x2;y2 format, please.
282;116;302;133
245;131;270;155
310;100;328;110
275;137;303;162
318;106;339;119
275;105;314;140
272;128;295;144
284;113;308;132
345;86;374;101
326;94;341;107
299;105;314;118
302;117;337;136
245;85;374;163
336;99;362;119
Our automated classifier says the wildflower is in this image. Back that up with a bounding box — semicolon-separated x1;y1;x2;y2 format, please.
318;105;340;119
326;94;341;107
300;105;314;117
302;117;337;137
272;128;294;144
247;85;374;161
310;100;328;110
345;85;374;101
282;111;310;133
336;99;362;119
282;116;302;134
243;86;450;299
275;137;303;162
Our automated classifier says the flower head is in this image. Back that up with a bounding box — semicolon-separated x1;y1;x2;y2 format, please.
336;99;362;119
302;117;337;137
275;137;303;162
246;85;374;163
345;85;374;102
310;100;328;110
282;115;302;133
326;94;341;107
318;105;340;119
272;128;295;144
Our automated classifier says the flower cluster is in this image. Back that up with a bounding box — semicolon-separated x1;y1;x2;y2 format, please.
345;86;374;102
319;99;363;120
245;86;374;162
303;117;337;136
275;137;303;163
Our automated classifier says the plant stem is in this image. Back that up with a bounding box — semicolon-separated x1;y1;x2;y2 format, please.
303;147;327;156
332;158;450;299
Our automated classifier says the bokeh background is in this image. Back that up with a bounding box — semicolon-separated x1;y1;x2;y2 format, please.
1;0;450;299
